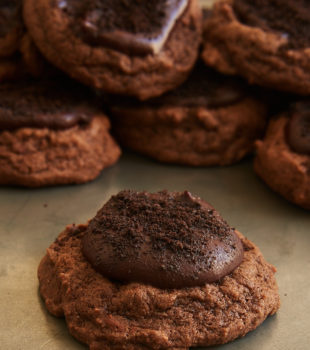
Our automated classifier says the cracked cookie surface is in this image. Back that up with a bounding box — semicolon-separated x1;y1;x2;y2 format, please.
38;192;280;349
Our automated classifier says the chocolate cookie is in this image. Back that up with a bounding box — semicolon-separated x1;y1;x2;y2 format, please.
38;190;280;350
0;79;121;187
108;62;268;166
24;0;202;100
202;0;310;95
254;101;310;210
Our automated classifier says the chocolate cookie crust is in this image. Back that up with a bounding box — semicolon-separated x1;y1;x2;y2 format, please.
109;64;267;166
202;0;310;95
38;217;279;349
255;114;310;210
24;0;202;100
82;191;244;289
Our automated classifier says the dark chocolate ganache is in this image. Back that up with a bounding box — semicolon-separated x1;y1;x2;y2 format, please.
0;0;22;38
0;80;96;131
287;101;310;154
82;190;244;289
106;62;246;108
233;0;310;50
56;0;188;55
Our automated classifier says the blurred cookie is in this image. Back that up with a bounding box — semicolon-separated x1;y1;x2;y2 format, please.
0;79;121;187
202;0;310;95
255;101;310;209
108;62;268;166
24;0;202;100
0;0;24;81
0;0;23;58
0;1;59;82
38;190;280;349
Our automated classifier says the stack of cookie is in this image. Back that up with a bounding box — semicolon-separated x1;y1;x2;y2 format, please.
0;0;308;211
0;1;288;349
0;0;122;187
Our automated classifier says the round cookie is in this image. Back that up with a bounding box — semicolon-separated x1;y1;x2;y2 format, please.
23;0;202;100
108;62;268;166
254;101;310;210
202;0;310;95
0;79;121;187
38;190;280;350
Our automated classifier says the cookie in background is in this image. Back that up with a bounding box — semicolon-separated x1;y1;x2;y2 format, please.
201;0;310;95
107;61;268;166
24;0;203;100
255;100;310;210
0;79;121;187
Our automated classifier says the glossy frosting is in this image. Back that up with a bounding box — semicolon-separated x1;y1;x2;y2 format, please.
57;0;188;55
0;80;95;131
82;190;244;289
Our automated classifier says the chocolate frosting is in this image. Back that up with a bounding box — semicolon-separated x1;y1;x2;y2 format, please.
287;101;310;154
233;0;310;50
57;0;188;55
0;80;96;131
0;0;22;38
107;62;246;108
82;190;244;289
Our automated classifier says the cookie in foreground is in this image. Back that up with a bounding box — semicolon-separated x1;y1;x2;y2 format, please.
38;190;280;349
24;0;202;100
202;0;310;95
0;79;121;187
255;101;310;210
108;62;268;166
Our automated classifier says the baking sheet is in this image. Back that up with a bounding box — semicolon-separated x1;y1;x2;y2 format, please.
1;152;309;350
